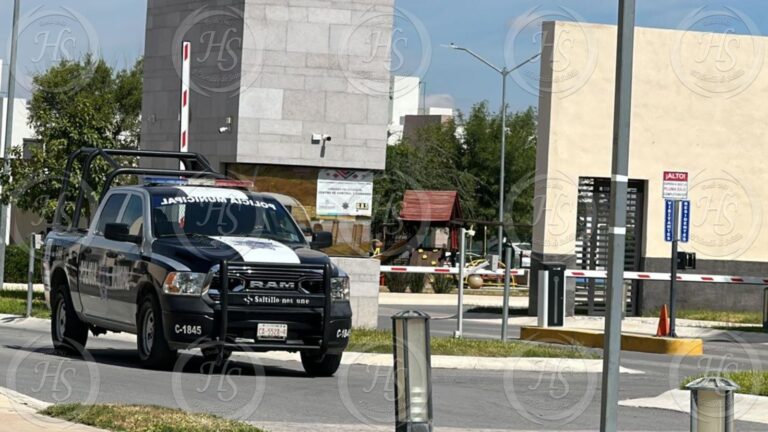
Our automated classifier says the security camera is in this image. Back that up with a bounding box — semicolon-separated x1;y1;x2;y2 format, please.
218;126;231;134
311;134;332;145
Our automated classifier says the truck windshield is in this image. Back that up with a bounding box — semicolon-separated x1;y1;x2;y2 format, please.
149;188;305;245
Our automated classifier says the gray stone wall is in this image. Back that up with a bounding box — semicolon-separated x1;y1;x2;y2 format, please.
640;258;768;313
141;0;243;170
331;257;380;328
141;0;393;172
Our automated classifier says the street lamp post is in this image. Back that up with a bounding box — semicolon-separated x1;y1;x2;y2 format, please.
448;43;540;253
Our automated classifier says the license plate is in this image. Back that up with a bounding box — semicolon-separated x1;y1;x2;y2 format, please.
257;323;288;341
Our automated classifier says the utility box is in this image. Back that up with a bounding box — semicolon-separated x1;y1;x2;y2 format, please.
541;262;566;327
676;252;696;270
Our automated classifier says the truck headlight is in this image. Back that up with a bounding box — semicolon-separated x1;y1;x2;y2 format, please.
330;276;350;301
163;272;209;296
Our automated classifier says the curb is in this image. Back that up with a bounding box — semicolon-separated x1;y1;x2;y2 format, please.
521;326;704;356
0;314;645;373
253;351;644;374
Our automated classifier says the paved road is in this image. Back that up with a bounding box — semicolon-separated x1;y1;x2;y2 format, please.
0;315;766;431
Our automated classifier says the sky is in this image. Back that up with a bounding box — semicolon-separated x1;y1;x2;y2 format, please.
2;1;768;114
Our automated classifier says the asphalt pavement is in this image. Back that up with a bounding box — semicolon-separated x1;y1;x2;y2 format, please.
0;307;766;431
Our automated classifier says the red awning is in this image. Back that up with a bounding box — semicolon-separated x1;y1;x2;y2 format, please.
399;190;462;222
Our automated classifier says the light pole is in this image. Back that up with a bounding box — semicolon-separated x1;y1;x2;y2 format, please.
448;43;540;254
0;0;21;290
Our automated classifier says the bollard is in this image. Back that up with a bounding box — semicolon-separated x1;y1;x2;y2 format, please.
686;377;738;432
501;243;512;341
26;234;35;318
763;287;768;332
392;310;433;432
455;228;466;338
537;270;549;328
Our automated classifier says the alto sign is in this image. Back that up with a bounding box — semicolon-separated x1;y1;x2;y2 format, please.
662;171;688;200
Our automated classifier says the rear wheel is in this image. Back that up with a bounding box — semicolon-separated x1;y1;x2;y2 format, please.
137;294;177;369
301;352;342;377
50;287;89;354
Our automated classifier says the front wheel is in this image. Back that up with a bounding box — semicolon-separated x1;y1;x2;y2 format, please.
301;352;342;377
137;295;177;369
50;288;89;354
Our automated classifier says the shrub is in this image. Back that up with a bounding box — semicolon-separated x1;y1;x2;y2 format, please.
407;273;426;294
5;244;42;283
386;273;409;293
430;275;456;294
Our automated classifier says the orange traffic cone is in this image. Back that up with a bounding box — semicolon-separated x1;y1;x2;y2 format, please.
656;304;670;337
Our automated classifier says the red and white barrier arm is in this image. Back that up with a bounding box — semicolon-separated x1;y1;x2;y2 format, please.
381;266;458;275
380;266;768;285
380;266;527;276
566;270;768;285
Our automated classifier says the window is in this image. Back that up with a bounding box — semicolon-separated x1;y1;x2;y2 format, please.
95;194;126;235
120;195;144;237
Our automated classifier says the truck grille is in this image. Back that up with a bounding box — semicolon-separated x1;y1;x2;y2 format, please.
209;264;325;295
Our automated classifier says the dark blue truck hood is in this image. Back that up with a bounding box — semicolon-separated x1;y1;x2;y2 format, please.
150;236;338;275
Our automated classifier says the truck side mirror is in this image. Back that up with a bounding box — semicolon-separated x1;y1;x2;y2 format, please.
311;231;333;250
104;223;141;244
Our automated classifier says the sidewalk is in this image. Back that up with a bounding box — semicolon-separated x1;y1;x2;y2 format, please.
0;387;106;432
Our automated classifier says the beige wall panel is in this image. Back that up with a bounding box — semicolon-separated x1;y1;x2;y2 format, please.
537;21;768;262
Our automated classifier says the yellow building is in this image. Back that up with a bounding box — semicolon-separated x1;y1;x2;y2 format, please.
533;20;768;315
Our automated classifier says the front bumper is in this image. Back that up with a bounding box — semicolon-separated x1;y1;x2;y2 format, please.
160;262;352;354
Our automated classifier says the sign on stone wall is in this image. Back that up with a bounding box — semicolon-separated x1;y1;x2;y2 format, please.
316;170;373;217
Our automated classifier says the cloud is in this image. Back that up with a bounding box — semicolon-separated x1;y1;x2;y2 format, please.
425;93;455;109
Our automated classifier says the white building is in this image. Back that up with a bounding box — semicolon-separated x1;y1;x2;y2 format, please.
388;75;421;145
0;97;34;157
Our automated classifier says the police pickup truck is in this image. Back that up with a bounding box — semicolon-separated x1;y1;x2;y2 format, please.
43;149;352;375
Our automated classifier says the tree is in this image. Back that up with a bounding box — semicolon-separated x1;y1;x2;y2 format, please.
372;119;478;237
374;102;538;243
0;57;143;223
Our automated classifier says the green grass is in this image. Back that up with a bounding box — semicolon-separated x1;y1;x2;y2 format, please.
41;403;266;432
642;308;762;324
348;328;598;359
680;371;768;397
0;289;50;318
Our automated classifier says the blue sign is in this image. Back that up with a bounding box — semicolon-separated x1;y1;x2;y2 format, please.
680;200;690;243
665;200;674;242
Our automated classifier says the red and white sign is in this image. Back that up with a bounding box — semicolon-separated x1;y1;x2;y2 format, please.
662;171;688;200
179;41;191;162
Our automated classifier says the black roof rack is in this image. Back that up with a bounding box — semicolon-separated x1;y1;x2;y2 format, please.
54;148;224;231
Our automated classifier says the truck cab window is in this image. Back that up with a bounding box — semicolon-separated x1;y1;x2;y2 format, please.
120;195;144;237
95;194;126;235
